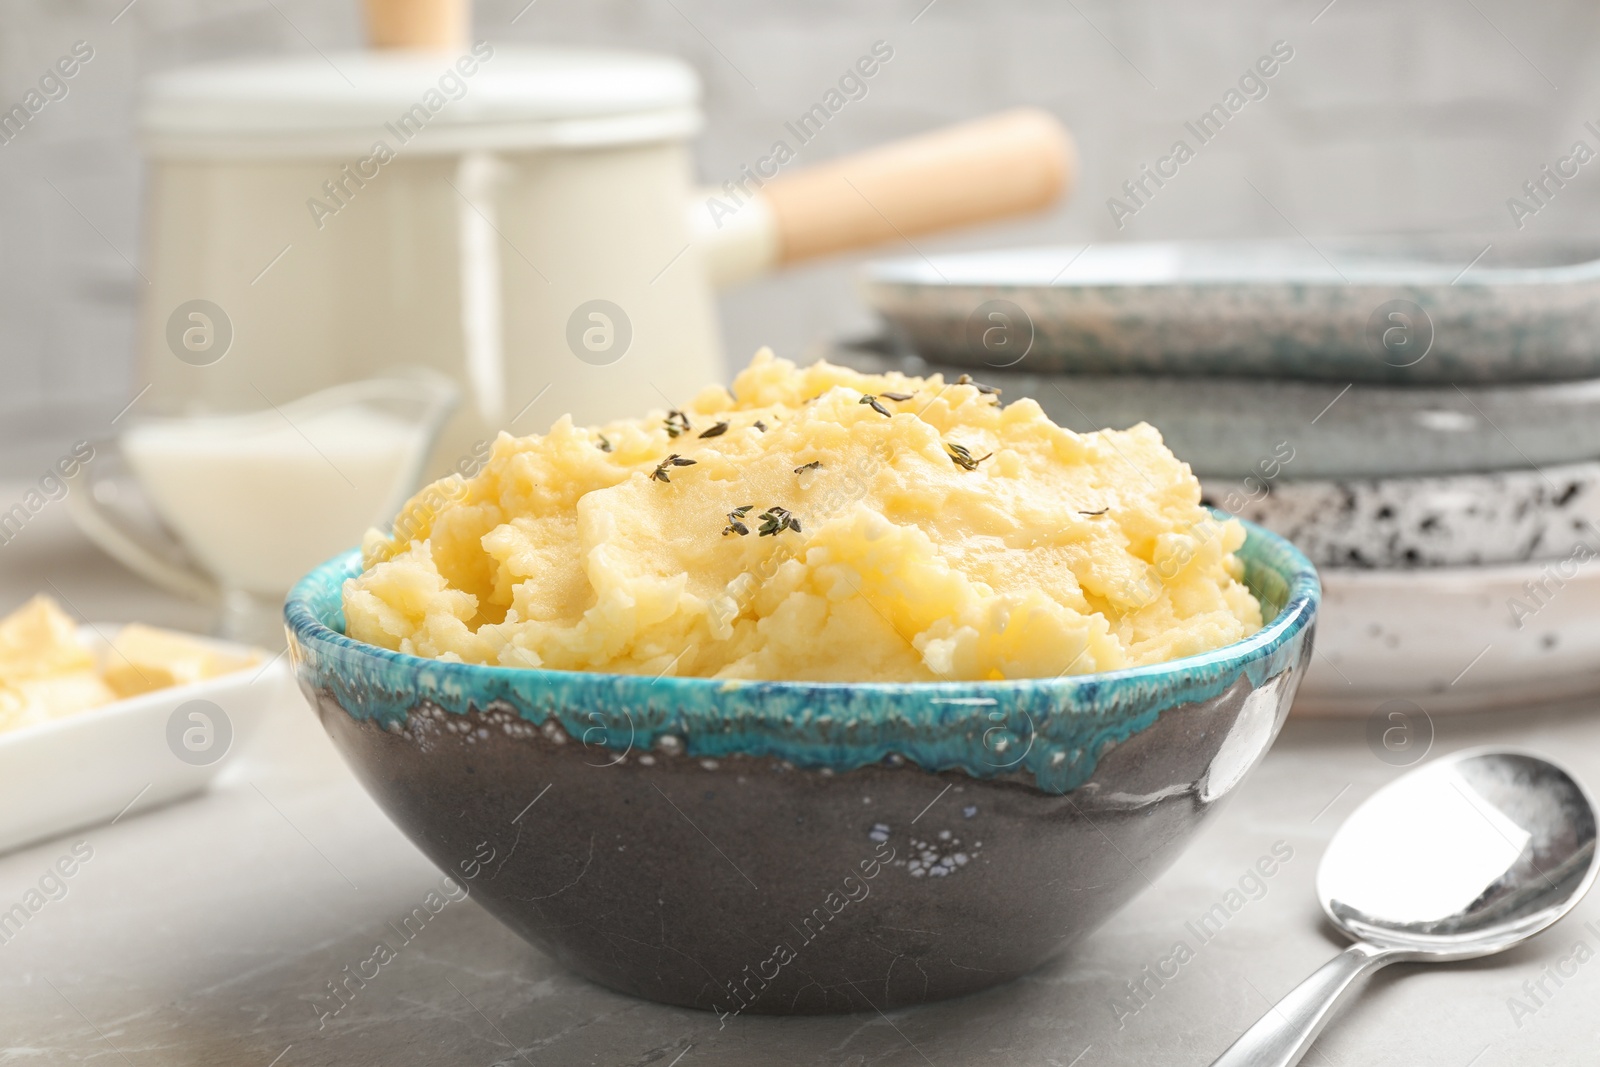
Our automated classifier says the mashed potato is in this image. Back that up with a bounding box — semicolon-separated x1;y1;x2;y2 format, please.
344;351;1262;682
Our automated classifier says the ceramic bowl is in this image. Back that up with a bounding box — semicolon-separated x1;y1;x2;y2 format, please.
285;523;1318;1015
834;346;1600;480
1201;460;1600;570
1297;557;1600;716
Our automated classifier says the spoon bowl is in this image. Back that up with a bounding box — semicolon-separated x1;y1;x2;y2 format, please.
1319;749;1599;959
1210;747;1598;1067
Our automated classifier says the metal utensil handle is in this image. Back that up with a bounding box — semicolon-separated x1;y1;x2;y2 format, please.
1207;943;1395;1067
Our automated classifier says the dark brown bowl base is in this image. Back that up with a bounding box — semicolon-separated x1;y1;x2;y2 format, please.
307;667;1294;1017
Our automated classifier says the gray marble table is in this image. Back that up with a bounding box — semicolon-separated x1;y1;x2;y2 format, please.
2;485;1597;1067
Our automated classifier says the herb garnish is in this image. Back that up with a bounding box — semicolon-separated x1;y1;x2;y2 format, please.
665;410;692;438
597;435;614;453
699;421;729;439
881;391;913;402
650;454;697;482
1078;507;1109;516
757;506;801;536
859;394;892;417
794;460;822;475
754;420;768;432
946;442;993;471
723;504;754;536
956;374;1001;396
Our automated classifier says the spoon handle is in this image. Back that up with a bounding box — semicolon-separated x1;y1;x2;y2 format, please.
1206;942;1395;1067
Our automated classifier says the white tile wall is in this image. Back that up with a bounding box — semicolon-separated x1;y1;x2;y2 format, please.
2;0;1599;468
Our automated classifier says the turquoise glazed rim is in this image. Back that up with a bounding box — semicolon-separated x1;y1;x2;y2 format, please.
285;517;1319;795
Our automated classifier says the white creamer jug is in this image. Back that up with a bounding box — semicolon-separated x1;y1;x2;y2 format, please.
68;371;459;644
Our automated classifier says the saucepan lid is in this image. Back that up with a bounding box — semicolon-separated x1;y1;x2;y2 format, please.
140;45;701;158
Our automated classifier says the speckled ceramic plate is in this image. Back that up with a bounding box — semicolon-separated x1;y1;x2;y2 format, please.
864;238;1600;383
1296;559;1600;716
832;347;1600;480
1202;460;1600;569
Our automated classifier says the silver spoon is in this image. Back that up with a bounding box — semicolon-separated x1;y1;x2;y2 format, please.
1208;747;1598;1067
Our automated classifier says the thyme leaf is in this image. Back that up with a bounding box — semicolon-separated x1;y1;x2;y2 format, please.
956;374;1001;397
757;506;800;536
946;442;993;472
651;454;696;482
699;421;730;439
859;394;892;417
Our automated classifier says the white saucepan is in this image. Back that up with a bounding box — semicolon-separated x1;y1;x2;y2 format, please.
136;18;1074;474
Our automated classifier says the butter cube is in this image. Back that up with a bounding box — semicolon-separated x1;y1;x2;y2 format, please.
102;624;254;699
10;671;117;724
0;595;95;682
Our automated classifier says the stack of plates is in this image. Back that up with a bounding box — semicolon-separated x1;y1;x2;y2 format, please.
846;239;1600;715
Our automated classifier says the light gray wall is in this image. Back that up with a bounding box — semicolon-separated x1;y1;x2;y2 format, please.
3;0;1597;468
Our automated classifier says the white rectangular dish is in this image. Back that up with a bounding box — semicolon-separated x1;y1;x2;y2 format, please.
0;626;288;854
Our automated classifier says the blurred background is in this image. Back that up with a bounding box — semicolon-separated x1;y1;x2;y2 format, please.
5;0;1599;473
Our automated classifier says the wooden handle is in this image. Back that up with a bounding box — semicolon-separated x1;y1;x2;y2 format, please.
363;0;469;49
760;108;1075;264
